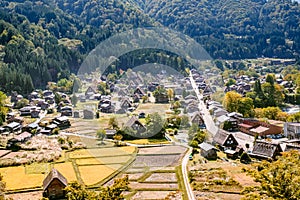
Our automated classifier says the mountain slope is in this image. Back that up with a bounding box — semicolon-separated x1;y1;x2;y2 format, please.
0;0;156;94
137;0;300;59
0;0;300;94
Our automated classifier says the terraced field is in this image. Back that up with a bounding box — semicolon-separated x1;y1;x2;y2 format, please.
2;144;136;193
108;145;188;200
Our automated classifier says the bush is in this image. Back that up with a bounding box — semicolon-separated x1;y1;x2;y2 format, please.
240;152;251;164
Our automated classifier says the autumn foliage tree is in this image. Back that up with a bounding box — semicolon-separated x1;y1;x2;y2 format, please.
223;91;254;117
65;175;129;200
242;150;300;200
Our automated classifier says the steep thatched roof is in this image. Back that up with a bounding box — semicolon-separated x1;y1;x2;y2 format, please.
43;168;68;190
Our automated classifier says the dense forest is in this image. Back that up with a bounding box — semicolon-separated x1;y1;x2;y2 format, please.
0;0;299;94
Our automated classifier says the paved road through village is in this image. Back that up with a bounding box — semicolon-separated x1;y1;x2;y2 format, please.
189;72;219;137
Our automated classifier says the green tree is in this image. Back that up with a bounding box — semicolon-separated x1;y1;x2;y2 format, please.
242;151;300;200
108;117;119;130
145;112;165;138
97;82;108;95
180;115;190;128
240;152;251;164
14;98;29;109
237;97;254;117
214;60;224;71
70;95;78;107
0;92;8;125
96;129;106;144
287;112;300;122
225;78;236;87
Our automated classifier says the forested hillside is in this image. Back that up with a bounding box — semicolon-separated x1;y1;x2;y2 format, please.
0;0;155;95
141;0;300;59
0;0;299;94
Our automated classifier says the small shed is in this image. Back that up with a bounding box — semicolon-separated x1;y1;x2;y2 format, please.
83;109;94;119
73;111;80;118
43;168;68;200
199;142;218;160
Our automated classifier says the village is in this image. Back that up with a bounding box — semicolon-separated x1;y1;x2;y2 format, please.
0;58;299;199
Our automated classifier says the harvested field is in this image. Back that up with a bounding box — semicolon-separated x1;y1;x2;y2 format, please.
145;173;177;182
130;182;178;190
120;146;186;200
131;191;179;200
78;164;122;186
0;150;11;158
133;154;182;167
138;145;186;155
122;173;144;181
134;103;170;115
69;146;135;159
0;166;44;190
25;163;50;174
76;158;102;165
194;191;242;200
125;139;170;145
7;191;42;200
54;162;77;182
76;155;131;165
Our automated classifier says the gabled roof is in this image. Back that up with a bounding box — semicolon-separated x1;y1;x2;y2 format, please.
184;95;197;100
250;126;269;134
199;142;217;151
43;168;68;190
190;112;204;123
216;115;230;123
125;116;145;128
213;129;230;146
250;141;282;159
5;122;21;129
14;131;31;141
120;98;132;108
134;87;146;96
85;86;96;95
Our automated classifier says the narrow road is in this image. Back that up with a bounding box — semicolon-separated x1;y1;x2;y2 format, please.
189;72;218;136
182;147;196;200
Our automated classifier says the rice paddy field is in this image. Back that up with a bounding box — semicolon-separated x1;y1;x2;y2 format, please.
1;145;136;191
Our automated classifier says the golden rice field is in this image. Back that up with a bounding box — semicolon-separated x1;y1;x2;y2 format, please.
76;155;132;165
0;146;136;191
78;164;122;186
0;166;44;190
53;162;77;182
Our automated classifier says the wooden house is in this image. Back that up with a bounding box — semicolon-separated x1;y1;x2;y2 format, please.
125;116;146;134
60;106;73;117
238;119;282;137
213;129;239;151
134;87;146;97
85;86;97;99
4;122;22;133
154;93;169;103
120;98;132;110
7;131;32;150
284;122;300;139
199;142;218;160
52;116;71;129
83;109;94;119
190;112;205;127
249;141;282;160
43;168;68;200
